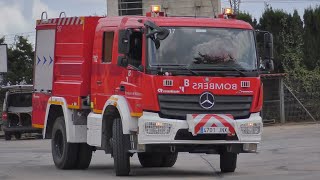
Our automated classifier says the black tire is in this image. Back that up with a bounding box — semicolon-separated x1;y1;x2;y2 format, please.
138;152;178;168
51;116;79;169
14;133;21;140
162;152;178;167
112;118;130;176
75;143;92;169
4;133;11;141
138;153;163;167
220;152;237;173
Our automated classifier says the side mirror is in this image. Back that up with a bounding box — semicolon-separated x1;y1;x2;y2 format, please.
0;44;8;73
264;33;273;59
144;20;169;49
154;39;160;49
156;28;170;40
263;33;274;71
118;29;132;54
266;60;274;71
117;56;128;67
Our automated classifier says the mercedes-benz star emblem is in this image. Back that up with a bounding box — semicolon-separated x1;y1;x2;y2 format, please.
199;92;215;109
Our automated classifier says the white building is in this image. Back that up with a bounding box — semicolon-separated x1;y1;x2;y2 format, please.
107;0;221;18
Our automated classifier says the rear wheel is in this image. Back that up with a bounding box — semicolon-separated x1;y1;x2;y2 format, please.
4;133;11;141
138;152;178;167
51;117;78;169
220;152;237;173
14;133;21;140
112;118;131;176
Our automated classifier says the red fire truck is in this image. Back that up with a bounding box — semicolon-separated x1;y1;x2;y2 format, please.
32;7;273;176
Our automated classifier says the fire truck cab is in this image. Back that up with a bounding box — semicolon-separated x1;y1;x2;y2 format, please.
32;9;273;176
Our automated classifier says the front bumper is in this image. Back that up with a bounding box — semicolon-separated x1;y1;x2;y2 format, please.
138;112;262;145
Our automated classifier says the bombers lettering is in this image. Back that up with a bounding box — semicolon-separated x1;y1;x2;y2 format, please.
184;79;237;90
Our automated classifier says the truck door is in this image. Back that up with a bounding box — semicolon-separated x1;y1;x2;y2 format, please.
91;28;144;114
116;30;144;114
91;27;117;113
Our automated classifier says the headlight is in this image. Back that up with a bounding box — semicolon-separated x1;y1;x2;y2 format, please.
240;123;261;134
144;122;172;135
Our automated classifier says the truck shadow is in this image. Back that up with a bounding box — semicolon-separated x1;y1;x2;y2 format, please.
88;165;224;178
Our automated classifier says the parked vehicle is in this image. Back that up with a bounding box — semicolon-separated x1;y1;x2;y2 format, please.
32;7;273;176
2;85;42;140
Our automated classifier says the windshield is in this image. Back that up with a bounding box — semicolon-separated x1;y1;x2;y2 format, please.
148;27;258;71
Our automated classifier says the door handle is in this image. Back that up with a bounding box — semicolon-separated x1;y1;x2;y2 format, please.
96;81;102;85
120;85;125;92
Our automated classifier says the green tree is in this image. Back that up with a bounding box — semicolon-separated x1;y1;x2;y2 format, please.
303;7;320;70
280;10;304;71
237;11;258;28
4;36;34;85
258;5;297;72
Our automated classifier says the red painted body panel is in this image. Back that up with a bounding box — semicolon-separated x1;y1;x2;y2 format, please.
141;76;261;112
53;17;101;101
32;93;50;127
32;17;102;128
97;16;253;30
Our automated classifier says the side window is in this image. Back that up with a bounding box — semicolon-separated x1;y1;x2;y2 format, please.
128;32;143;68
102;31;114;63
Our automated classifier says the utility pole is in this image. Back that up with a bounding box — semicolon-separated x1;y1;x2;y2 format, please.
229;0;241;14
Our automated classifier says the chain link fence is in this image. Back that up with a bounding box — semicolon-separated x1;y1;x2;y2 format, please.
262;75;320;124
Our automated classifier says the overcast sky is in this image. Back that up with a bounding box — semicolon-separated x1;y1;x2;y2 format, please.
0;0;319;45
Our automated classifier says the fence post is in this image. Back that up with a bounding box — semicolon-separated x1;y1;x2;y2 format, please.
279;77;286;123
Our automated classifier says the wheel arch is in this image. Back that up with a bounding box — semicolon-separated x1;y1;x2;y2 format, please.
44;104;63;139
102;95;138;135
101;105;120;151
44;97;86;143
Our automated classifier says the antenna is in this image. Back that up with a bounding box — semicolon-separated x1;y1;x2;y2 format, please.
229;0;241;14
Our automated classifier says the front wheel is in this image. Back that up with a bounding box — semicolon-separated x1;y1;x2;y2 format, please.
112;118;131;176
51;117;78;169
220;152;237;173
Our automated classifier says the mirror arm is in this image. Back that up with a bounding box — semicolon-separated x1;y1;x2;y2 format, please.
146;30;161;38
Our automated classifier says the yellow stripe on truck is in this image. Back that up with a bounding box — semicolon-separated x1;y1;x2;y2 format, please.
131;113;143;117
48;101;64;105
33;124;44;129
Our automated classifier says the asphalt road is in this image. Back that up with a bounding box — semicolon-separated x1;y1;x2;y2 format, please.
0;123;320;180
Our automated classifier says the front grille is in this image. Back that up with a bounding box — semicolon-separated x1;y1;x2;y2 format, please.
174;129;238;140
158;94;252;120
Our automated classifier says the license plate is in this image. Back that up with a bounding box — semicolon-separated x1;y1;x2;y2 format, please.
201;127;229;134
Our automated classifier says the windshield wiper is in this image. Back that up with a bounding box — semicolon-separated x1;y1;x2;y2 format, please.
169;65;200;76
152;64;200;76
190;65;248;77
222;66;247;77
